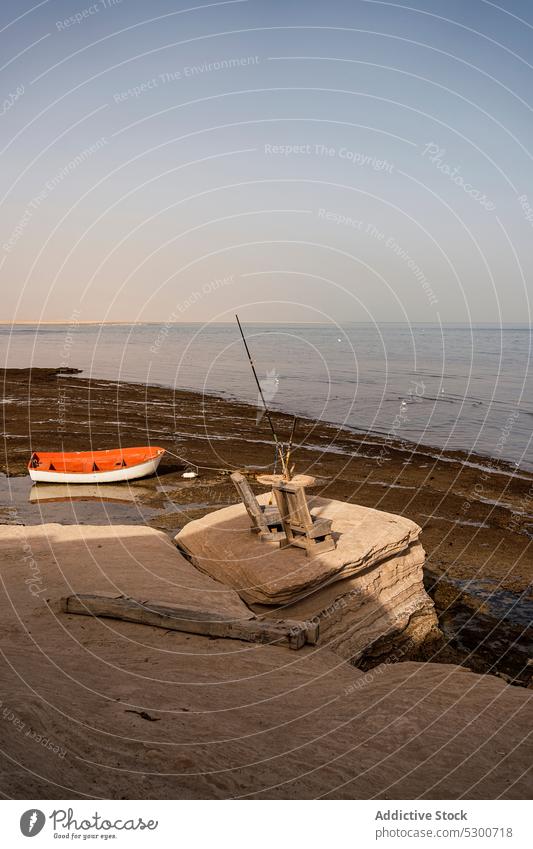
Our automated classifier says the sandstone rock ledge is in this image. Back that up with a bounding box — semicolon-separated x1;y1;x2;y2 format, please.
0;522;531;799
175;494;440;661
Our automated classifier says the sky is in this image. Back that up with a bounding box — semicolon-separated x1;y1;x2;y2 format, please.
1;0;533;324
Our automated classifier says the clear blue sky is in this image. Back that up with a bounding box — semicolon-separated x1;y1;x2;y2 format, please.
1;0;532;324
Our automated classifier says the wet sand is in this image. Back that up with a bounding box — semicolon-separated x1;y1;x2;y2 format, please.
1;367;532;684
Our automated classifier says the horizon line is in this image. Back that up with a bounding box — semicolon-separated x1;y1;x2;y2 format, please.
1;320;531;326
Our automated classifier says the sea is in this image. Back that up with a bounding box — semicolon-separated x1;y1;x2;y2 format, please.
1;322;531;471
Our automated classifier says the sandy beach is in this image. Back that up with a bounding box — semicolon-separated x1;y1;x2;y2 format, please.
1;367;531;685
2;515;530;800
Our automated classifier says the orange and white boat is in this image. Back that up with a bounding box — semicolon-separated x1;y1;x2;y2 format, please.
28;446;165;484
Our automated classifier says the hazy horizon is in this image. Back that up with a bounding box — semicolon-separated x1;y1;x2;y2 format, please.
1;0;532;326
1;320;531;470
2;319;532;327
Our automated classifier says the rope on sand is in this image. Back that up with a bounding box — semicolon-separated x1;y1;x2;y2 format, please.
162;448;223;475
162;445;281;477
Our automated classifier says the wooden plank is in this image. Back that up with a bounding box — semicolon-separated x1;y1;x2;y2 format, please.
272;487;290;524
303;620;320;645
231;471;267;533
62;593;317;650
231;472;284;541
293;485;314;529
273;480;336;556
273;481;314;529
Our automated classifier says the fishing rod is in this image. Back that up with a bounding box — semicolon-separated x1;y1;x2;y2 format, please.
285;415;298;478
235;314;289;478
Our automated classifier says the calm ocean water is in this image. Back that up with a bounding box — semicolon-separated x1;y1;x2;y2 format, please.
1;323;532;470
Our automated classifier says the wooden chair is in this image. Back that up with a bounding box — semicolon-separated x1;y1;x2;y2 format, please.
230;472;285;542
272;480;335;557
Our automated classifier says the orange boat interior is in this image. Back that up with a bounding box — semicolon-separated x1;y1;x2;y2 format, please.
29;447;164;474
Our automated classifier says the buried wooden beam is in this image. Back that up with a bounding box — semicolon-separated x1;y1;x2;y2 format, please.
61;593;319;650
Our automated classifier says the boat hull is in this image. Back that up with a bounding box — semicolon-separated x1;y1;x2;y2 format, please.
28;447;165;484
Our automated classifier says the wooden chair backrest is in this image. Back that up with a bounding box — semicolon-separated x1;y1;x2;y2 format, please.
272;481;313;530
230;472;268;533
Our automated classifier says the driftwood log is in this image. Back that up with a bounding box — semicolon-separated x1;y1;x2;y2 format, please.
62;593;319;650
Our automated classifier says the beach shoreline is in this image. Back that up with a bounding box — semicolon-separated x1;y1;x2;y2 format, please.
2;366;530;478
1;367;532;685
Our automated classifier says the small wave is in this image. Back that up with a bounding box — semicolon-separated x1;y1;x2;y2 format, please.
420;513;488;529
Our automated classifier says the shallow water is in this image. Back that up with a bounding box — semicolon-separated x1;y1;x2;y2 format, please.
0;471;218;536
0;474;160;527
436;576;533;682
1;322;532;469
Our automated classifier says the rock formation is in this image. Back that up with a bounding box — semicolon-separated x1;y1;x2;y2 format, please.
176;494;440;660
